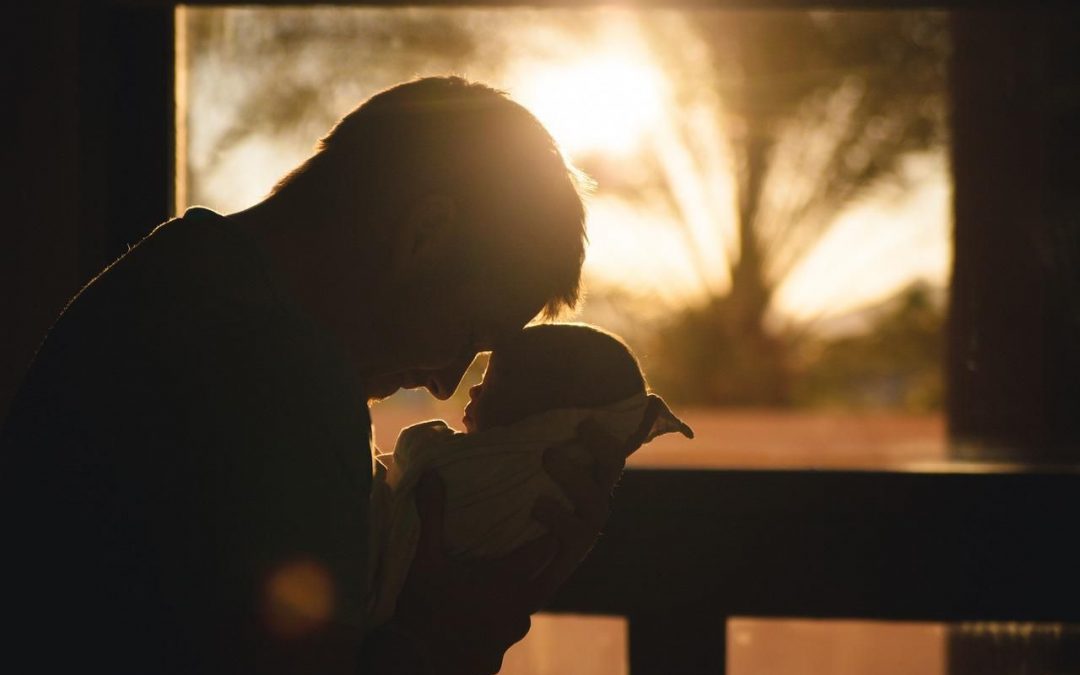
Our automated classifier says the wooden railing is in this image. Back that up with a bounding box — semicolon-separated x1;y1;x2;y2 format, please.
547;468;1080;674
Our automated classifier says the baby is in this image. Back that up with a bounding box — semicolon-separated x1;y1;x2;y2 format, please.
366;323;693;626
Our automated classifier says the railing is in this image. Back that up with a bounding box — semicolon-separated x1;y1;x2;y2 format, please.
547;468;1080;674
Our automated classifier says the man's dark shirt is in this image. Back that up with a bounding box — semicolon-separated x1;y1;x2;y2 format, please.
1;208;373;672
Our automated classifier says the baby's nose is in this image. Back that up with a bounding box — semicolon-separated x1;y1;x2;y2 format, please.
468;384;481;400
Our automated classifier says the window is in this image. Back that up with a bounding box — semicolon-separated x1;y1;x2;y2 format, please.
178;6;952;470
175;7;1079;674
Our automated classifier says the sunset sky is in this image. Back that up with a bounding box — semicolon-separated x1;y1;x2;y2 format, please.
178;7;951;330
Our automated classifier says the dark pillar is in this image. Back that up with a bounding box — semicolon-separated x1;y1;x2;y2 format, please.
77;3;176;278
947;9;1080;461
1;4;174;421
947;9;1080;673
2;6;85;422
629;612;727;675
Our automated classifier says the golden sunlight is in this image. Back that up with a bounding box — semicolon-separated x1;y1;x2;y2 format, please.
180;7;952;331
510;52;667;157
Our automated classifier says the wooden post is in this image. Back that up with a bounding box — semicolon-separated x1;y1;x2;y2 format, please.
947;8;1080;461
947;10;1080;672
629;612;727;675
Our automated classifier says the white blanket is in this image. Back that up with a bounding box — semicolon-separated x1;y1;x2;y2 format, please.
365;393;692;626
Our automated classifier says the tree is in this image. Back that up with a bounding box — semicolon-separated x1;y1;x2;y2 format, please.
181;7;490;210
792;282;945;411
622;11;950;405
183;8;951;409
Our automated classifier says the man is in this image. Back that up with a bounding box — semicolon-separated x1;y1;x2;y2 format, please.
1;77;649;674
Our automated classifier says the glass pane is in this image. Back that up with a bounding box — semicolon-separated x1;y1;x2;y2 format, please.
178;6;952;469
730;618;946;675
501;614;627;675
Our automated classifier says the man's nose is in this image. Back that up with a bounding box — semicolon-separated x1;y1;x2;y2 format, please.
426;353;477;400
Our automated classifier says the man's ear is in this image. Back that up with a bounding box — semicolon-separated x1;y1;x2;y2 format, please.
391;193;459;271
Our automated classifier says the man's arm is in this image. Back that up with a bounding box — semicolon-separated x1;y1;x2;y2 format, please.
370;474;551;675
161;312;374;675
363;409;660;675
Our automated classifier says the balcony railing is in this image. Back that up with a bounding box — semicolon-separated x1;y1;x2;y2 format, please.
548;467;1080;674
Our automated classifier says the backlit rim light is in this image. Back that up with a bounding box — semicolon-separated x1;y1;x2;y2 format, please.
511;52;668;157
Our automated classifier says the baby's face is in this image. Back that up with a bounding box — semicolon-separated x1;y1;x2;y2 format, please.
462;354;543;433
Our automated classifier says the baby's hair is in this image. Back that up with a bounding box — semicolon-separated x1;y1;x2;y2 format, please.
493;323;646;413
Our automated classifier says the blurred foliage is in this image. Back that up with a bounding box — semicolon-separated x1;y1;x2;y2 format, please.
187;8;951;411
183;8;492;205
637;11;949;407
646;294;795;407
792;283;945;411
647;282;944;411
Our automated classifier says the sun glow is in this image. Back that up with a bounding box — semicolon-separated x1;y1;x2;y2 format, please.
510;52;668;156
181;7;952;332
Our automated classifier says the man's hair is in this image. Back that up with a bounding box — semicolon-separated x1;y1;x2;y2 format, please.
495;323;646;414
273;76;589;319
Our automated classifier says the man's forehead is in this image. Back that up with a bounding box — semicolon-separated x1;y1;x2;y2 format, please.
467;249;553;309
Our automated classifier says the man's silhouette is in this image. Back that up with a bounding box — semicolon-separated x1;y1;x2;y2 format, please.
1;77;636;674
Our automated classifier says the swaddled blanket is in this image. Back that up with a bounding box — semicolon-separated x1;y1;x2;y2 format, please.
366;393;692;626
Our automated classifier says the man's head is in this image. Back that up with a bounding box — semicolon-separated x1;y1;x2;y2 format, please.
463;323;646;433
267;77;589;400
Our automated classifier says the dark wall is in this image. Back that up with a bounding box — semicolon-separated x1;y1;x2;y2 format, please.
2;5;174;420
3;6;85;421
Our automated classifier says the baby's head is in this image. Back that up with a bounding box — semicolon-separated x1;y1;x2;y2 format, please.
462;323;645;433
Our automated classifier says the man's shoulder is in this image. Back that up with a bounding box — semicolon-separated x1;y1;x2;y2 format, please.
6;205;363;448
44;206;297;360
107;206;280;311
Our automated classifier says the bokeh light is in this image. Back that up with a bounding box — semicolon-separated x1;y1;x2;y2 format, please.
262;558;335;638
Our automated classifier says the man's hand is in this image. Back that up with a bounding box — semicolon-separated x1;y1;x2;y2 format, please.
387;474;558;675
379;401;661;673
528;400;662;609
